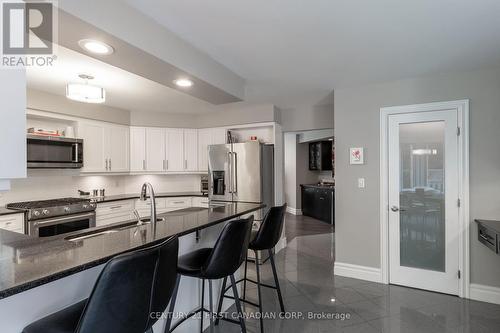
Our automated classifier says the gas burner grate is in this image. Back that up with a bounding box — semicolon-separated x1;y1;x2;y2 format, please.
7;198;90;210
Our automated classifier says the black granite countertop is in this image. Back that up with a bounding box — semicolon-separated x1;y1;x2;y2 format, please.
0;202;262;299
88;192;208;203
475;219;500;234
300;184;335;190
0;207;23;216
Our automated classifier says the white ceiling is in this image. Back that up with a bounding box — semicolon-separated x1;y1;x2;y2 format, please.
27;46;215;114
127;0;500;108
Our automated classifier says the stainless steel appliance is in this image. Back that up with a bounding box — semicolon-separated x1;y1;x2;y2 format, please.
208;142;274;218
208;142;275;263
7;198;96;237
27;134;83;169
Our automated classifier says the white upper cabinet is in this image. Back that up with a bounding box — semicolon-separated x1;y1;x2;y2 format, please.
184;129;198;171
146;128;166;172
80;122;129;173
165;129;184;172
212;127;227;145
198;129;212;172
198;127;226;171
106;125;130;173
130;127;146;172
79;122;107;173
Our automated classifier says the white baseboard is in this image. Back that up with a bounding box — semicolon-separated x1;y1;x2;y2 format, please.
469;283;500;305
286;207;302;215
334;262;383;284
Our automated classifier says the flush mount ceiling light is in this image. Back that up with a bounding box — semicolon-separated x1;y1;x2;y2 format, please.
66;74;106;104
78;39;114;55
174;78;193;88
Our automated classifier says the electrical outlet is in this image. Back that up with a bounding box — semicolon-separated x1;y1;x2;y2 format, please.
358;178;365;188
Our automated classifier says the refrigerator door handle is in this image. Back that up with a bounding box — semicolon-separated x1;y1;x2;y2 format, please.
232;152;238;193
227;151;233;193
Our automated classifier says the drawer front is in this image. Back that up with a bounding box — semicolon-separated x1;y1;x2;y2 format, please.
135;198;167;211
97;200;135;217
97;212;134;227
0;214;24;233
192;197;209;208
166;197;192;208
478;224;498;253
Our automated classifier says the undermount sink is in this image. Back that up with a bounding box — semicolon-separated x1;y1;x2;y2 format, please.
65;217;166;242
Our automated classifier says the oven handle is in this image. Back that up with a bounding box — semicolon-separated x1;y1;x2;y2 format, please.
32;212;95;227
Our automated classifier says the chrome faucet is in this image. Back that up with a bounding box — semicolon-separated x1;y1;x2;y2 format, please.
140;182;157;235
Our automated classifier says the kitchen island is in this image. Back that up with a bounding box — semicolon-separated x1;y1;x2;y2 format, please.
0;202;263;333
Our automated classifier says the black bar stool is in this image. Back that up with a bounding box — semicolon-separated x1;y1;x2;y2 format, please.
165;216;254;333
22;237;179;333
216;204;287;333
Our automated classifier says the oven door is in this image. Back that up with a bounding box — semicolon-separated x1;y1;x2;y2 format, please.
27;135;83;169
28;212;96;237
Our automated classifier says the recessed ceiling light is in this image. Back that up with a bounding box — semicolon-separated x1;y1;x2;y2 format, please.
78;39;114;55
174;78;193;88
66;74;106;104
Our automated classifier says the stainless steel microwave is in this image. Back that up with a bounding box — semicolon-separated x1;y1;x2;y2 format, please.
27;134;83;169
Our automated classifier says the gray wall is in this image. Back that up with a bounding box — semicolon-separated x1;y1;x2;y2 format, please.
196;102;278;128
335;67;500;288
281;103;334;132
28;89;131;125
130;110;197;128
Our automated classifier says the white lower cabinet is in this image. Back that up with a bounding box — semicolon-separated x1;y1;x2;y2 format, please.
192;197;209;208
96;196;207;227
96;200;135;227
0;214;24;233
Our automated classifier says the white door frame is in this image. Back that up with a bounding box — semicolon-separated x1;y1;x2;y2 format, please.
380;100;470;298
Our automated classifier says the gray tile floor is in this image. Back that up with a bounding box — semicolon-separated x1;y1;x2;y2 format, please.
207;214;500;332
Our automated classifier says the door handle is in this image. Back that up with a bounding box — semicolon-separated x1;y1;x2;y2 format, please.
227;152;233;193
232;152;237;193
391;206;406;212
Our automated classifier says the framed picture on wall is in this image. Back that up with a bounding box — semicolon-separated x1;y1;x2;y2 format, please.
350;147;364;165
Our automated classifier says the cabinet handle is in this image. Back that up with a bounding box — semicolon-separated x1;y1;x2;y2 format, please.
184;160;187;170
105;158;108;170
143;160;146;170
172;201;185;204
166;160;169;170
109;206;123;210
109;159;112;171
163;160;166;170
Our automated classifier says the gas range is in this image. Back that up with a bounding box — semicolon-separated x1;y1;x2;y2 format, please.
7;198;96;221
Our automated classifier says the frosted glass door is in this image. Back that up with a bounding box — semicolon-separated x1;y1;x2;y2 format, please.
388;110;459;295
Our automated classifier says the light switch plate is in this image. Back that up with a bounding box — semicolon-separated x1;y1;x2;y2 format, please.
358;178;365;188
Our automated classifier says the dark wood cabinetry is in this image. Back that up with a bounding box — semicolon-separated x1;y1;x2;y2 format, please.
309;141;333;171
301;185;334;224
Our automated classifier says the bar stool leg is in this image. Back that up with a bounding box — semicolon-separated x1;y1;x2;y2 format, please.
269;249;285;314
164;274;181;333
230;274;247;333
254;250;264;333
208;279;215;333
214;276;227;326
200;279;205;333
243;253;248;300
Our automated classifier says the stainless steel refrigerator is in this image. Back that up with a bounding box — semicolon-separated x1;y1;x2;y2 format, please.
208;141;275;222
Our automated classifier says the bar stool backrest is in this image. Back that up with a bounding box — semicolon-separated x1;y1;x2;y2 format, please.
250;204;287;250
76;237;179;333
203;216;254;279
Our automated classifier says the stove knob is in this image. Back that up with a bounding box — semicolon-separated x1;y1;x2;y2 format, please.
82;204;89;209
42;209;50;216
90;203;96;208
64;207;70;213
33;210;40;217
